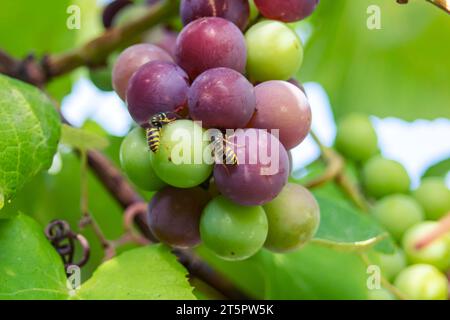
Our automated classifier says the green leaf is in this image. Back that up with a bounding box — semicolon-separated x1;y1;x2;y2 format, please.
61;124;110;151
0;140;136;280
198;244;369;300
77;245;195;300
314;195;395;254
301;0;450;120
0;213;68;299
0;75;61;208
422;156;450;179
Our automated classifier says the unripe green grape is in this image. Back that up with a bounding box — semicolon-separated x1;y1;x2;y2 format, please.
151;120;213;188
372;194;424;241
89;66;113;91
120;127;166;191
245;20;303;82
368;248;407;281
402;221;450;271
263;183;320;252
334;113;379;163
394;264;448;300
200;196;268;261
362;156;411;198
413;177;450;220
367;288;396;300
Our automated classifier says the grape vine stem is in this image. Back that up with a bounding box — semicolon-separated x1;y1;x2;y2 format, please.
308;131;369;212
0;0;178;87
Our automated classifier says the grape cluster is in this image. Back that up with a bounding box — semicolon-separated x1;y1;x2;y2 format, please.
115;0;321;261
334;114;450;300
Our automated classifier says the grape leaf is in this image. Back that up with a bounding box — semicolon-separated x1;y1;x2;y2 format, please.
422;156;450;179
301;0;450;120
313;195;395;254
0;214;68;299
198;244;369;300
0;75;61;209
60;124;110;151
76;245;195;300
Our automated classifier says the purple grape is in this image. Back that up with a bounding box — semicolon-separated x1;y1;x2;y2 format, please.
180;0;250;31
188;68;256;129
126;61;190;127
102;0;132;29
148;186;210;248
175;17;247;80
153;28;178;59
254;0;319;22
214;129;290;206
112;44;173;101
248;80;311;150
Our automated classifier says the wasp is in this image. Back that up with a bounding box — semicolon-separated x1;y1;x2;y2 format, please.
146;111;179;153
211;135;239;166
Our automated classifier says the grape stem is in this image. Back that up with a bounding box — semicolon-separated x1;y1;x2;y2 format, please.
414;212;450;249
307;131;369;212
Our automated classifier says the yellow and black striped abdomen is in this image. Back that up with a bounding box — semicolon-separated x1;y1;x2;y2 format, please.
146;127;161;153
224;144;238;165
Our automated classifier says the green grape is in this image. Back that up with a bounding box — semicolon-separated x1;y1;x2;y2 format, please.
394;264;448;300
120;127;166;191
89;67;113;91
151;120;213;188
368;248;407;281
372;194;424;241
245;20;303;82
263;183;320;252
200;196;268;261
334;113;379;162
413;177;450;220
89;52;118;92
402;221;450;271
362;156;411;198
367;288;396;300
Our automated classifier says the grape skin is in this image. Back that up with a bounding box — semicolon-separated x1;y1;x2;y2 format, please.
148;186;210;248
247;80;311;150
175;17;247;80
245;20;303;82
371;194;424;241
180;0;250;31
263;183;320;252
112;44;173;101
362;156;411;199
335;113;379;163
402;221;450;271
413;177;450;221
151;120;214;188
126;61;190;127
188;67;256;129
214;129;290;206
200;195;268;261
254;0;319;22
120;127;166;191
394;264;448;300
